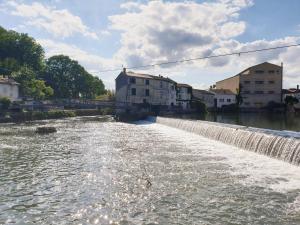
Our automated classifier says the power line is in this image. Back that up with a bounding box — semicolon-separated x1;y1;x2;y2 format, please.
97;43;300;73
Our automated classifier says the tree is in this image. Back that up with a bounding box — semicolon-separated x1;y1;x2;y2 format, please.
0;26;45;74
43;55;105;99
236;84;243;107
285;96;299;105
11;66;53;100
0;97;11;110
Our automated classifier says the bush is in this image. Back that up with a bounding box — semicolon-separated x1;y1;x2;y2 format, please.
0;97;11;110
191;100;207;113
101;107;114;115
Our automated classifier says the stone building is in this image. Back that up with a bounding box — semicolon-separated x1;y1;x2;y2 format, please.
0;76;19;101
115;69;177;107
176;83;192;109
192;89;215;109
215;62;283;108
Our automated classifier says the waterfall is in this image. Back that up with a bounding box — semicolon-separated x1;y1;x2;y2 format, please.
148;116;300;166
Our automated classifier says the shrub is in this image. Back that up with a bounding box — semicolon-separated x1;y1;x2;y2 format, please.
191;100;207;114
0;97;11;110
101;107;114;115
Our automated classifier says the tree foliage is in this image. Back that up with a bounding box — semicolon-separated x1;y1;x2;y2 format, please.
0;26;106;100
0;26;44;74
284;96;299;105
43;55;105;99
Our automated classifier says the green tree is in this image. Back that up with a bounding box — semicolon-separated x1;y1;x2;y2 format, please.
285;96;299;105
0;26;45;74
0;97;11;110
12;66;53;100
43;55;105;99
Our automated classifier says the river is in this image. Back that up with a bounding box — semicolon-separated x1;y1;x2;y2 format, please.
1;116;300;224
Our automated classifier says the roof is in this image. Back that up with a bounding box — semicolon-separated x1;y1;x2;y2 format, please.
124;71;176;83
216;62;282;83
177;83;192;88
282;88;300;94
192;89;215;95
0;77;19;85
210;88;235;95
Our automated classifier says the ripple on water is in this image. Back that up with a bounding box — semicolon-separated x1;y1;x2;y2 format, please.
0;117;300;224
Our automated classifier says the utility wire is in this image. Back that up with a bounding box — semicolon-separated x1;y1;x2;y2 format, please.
97;43;300;73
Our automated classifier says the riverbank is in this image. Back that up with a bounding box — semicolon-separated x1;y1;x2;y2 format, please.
0;108;114;123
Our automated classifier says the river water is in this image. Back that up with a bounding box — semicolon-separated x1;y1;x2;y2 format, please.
1;116;300;224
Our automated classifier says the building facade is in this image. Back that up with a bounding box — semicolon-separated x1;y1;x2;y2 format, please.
176;83;192;109
115;69;177;107
210;89;236;108
0;77;19;101
215;62;283;108
192;89;215;109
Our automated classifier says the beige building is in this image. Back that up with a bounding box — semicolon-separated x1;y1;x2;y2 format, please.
177;83;192;109
0;76;19;101
192;89;215;108
115;69;177;107
215;62;283;108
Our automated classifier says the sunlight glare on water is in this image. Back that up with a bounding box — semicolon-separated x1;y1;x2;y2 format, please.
0;116;300;225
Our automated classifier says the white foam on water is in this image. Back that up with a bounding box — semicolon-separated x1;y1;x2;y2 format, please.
138;121;300;193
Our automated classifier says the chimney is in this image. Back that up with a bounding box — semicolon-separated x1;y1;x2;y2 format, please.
297;85;299;90
123;67;126;73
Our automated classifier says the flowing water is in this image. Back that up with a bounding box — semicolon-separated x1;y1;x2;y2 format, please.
1;116;300;224
152;116;300;165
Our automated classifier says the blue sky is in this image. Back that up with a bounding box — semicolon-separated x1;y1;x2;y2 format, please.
0;0;300;89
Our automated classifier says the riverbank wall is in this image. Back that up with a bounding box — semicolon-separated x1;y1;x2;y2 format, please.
0;108;114;123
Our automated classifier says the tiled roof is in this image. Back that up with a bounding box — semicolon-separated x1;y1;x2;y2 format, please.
0;77;19;85
210;89;235;95
177;83;192;88
282;88;300;94
192;89;215;95
125;71;176;83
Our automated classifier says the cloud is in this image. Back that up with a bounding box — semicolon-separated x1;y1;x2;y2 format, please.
109;0;253;68
5;1;98;39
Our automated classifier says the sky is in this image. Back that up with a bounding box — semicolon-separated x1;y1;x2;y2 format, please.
0;0;300;90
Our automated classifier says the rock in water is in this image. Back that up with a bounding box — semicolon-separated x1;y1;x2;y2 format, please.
36;126;57;134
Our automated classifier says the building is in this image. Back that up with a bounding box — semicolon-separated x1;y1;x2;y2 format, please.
0;76;19;101
192;89;215;109
282;86;300;109
215;62;283;108
115;69;177;107
210;89;236;108
176;83;192;109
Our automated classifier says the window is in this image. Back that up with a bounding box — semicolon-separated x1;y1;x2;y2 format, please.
269;70;275;74
160;81;163;88
255;70;264;74
254;91;264;94
244;81;251;84
268;80;275;84
227;99;231;103
255;80;264;84
145;89;149;96
244;102;250;106
219;99;224;102
145;79;149;85
131;88;136;95
243;90;251;94
130;77;136;84
268;91;275;94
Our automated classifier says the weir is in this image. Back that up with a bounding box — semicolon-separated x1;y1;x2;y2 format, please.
148;116;300;166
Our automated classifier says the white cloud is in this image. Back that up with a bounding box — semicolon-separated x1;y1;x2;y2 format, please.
108;0;300;89
109;0;253;68
5;1;98;39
